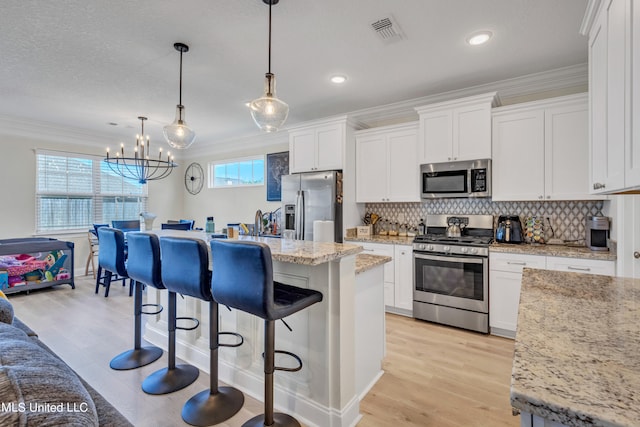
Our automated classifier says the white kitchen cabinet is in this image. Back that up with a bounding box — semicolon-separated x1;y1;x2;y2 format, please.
545;256;615;276
289;117;347;173
489;252;546;338
415;92;496;164
583;0;640;193
355;123;419;203
359;242;395;307
490;250;616;338
492;94;598;201
393;244;413;313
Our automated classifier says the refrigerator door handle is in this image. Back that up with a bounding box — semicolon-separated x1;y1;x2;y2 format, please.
295;190;305;240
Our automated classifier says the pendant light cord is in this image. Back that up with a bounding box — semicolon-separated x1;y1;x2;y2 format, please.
268;0;272;74
179;49;183;106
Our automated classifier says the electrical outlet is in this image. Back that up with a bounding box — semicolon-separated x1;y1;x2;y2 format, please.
397;213;405;223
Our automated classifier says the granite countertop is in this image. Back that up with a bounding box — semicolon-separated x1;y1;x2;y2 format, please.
511;268;640;427
148;230;363;266
491;242;617;261
355;254;392;275
345;235;415;245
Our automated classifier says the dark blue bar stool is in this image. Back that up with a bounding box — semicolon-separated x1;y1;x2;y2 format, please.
210;240;323;427
95;228;133;297
110;232;164;370
154;236;245;425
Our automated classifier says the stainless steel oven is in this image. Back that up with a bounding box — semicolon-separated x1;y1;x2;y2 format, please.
412;215;492;333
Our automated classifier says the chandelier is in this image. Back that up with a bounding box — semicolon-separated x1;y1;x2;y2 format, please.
163;42;196;149
104;117;177;184
249;0;289;132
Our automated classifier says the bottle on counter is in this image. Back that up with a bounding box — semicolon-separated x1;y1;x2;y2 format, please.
418;219;426;235
206;217;215;233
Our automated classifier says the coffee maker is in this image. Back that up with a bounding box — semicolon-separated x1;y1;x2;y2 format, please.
495;215;524;244
586;216;609;251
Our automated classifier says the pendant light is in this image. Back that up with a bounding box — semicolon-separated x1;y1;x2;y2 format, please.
163;42;196;149
249;0;289;132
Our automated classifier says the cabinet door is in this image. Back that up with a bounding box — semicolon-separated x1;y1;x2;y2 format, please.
290;130;316;173
545;104;598;200
454;103;492;161
360;242;395;307
629;0;640;187
387;129;420;202
355;134;388;202
418;110;452;164
393;245;414;312
489;270;522;336
492;110;545;201
316;124;343;171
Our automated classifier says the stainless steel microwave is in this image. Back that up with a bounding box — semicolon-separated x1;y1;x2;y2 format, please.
420;159;491;199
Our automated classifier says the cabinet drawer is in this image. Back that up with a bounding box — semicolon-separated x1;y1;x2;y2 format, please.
546;257;615;276
489;252;546;273
360;242;395;282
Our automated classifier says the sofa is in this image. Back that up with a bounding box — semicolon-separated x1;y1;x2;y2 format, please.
0;296;132;426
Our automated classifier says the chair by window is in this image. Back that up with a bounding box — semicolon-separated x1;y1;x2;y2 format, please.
85;230;99;278
111;220;140;233
161;222;192;231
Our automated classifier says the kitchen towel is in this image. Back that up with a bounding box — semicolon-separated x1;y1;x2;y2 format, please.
313;220;334;242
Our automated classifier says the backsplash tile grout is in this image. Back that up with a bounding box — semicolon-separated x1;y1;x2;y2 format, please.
365;199;607;243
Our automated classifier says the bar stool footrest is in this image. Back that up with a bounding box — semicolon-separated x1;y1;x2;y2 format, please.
141;303;163;316
273;350;302;372
176;316;200;331
219;331;244;348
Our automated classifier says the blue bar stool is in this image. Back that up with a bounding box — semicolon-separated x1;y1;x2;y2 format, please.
210;240;323;427
110;232;164;370
95;228;133;297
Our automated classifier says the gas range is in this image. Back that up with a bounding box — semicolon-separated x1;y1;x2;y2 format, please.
413;215;493;257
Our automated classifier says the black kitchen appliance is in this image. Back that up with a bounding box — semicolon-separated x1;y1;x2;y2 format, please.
495;215;523;244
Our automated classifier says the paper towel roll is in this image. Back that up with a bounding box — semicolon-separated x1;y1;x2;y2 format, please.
313;220;334;242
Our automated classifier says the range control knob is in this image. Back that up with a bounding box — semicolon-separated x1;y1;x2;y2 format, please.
470;248;479;255
443;246;451;253
460;247;468;253
427;244;435;251
418;244;426;250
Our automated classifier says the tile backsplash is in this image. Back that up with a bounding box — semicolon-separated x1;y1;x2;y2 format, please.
366;199;607;243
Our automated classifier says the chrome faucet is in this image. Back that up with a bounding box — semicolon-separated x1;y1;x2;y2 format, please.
254;209;263;236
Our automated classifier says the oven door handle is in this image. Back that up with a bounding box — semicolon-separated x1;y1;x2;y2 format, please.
413;252;485;265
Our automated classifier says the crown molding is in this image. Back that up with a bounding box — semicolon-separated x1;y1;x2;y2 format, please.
580;0;602;36
348;63;588;128
181;129;289;160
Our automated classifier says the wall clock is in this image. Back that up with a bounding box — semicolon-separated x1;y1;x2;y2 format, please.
184;162;204;195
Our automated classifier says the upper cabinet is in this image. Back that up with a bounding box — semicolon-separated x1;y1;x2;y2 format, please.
492;94;599;201
582;0;640;193
355;123;420;203
415;92;497;164
289;117;348;173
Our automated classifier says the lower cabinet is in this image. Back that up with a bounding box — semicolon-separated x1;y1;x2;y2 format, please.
360;242;413;317
489;251;616;338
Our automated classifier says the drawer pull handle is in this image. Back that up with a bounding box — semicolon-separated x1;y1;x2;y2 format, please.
567;266;590;272
363;249;374;252
507;261;526;266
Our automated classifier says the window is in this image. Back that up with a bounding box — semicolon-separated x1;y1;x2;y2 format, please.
209;156;264;188
36;150;147;233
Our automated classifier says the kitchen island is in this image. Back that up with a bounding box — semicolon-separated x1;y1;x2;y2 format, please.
512;268;640;427
142;231;374;427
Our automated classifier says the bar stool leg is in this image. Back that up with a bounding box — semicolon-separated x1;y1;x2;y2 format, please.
142;291;200;395
110;281;163;370
182;302;244;426
243;320;300;427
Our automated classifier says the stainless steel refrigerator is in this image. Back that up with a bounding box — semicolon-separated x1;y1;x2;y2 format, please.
281;171;343;242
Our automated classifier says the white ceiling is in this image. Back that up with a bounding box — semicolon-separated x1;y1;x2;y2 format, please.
0;0;588;150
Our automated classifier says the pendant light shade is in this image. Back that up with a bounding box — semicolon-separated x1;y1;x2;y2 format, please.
249;72;289;132
164;42;196;149
250;0;288;132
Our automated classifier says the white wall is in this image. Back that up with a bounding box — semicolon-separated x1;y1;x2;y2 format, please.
181;137;289;232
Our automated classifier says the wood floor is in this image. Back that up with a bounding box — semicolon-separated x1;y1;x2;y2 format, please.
8;275;518;427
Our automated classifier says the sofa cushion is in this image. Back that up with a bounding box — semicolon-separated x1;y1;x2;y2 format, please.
0;296;13;324
0;323;99;426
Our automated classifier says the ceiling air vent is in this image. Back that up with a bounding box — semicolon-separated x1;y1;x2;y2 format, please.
371;16;404;43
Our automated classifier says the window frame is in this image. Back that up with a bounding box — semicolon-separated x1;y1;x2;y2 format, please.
208;155;265;189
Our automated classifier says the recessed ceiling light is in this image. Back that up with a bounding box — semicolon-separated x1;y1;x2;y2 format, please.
330;75;347;84
466;31;493;46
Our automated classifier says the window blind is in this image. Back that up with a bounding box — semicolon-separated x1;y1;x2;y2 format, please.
35;150;147;233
